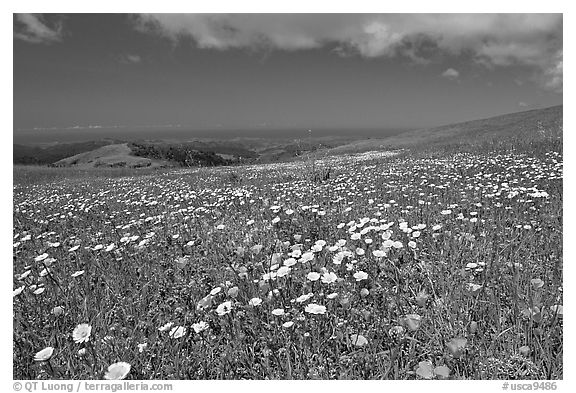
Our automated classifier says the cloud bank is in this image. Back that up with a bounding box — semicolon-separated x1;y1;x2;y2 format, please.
14;14;63;44
135;13;562;92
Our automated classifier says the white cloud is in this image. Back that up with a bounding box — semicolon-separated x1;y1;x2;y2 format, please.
14;14;62;44
518;102;529;107
441;68;460;80
133;14;562;92
119;54;142;64
543;50;562;93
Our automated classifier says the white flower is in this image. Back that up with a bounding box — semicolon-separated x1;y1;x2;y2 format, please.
169;326;186;339
467;283;483;293
307;272;321;281
327;292;338;299
305;303;327;315
192;321;209;333
283;258;297;267
158;322;174;332
373;249;386;257
321;271;338;284
271;308;285;316
104;362;131;380
282;321;294;328
550;305;563;317
13;286;25;297
72;324;92;343
137;343;148;353
33;287;45;295
175;257;189;269
350;334;368;347
34;253;48;262
296;293;314;303
353;271;369;281
34;346;54;362
248;297;263;307
210;287;222;296
311;244;323;252
277;266;291;277
381;240;392;249
216;301;232;316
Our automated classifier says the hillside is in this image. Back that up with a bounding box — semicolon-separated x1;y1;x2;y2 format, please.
51;143;170;168
325;105;562;155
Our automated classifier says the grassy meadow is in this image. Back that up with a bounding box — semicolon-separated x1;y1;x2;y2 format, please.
13;134;563;380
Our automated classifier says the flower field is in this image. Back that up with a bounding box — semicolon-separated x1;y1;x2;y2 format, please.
13;140;563;380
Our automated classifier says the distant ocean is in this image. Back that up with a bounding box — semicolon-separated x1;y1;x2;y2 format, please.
13;127;411;145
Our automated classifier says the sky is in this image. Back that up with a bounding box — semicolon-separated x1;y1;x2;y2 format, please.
13;13;563;132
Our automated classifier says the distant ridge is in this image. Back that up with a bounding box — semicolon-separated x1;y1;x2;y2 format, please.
13;105;562;167
13;139;121;165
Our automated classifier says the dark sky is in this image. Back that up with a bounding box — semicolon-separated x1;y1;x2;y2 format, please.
13;13;562;131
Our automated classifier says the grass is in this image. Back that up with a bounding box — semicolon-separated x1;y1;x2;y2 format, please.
13;135;562;380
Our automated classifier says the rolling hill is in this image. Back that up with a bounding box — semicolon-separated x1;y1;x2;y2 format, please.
323;105;562;155
51;143;170;168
